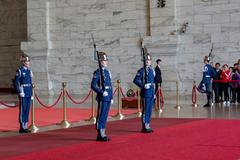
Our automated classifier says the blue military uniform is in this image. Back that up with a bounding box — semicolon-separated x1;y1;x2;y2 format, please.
203;63;215;85
201;63;216;106
134;66;155;132
91;67;113;140
14;65;33;132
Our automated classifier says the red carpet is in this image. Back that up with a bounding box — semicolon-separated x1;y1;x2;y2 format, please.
1;118;240;160
0;107;137;131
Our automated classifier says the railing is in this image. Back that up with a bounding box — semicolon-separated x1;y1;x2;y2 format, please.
1;80;167;133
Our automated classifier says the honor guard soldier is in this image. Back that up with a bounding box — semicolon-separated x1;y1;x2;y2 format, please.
14;54;33;133
201;56;216;107
134;53;155;133
91;52;113;142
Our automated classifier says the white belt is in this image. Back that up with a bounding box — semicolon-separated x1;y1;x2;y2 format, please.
105;86;111;89
21;84;31;87
145;83;154;86
205;75;210;78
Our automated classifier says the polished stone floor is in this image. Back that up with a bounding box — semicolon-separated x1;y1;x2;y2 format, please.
0;92;240;120
0;91;240;137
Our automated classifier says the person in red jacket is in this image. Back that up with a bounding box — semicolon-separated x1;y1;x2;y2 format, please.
221;64;231;106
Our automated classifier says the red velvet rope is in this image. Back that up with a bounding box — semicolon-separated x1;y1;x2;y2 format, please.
66;90;92;105
155;88;160;95
0;101;18;108
192;85;197;104
112;87;118;96
212;80;240;83
135;90;138;97
35;92;62;109
119;87;126;98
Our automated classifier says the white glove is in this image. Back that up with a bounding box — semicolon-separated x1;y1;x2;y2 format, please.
111;99;114;104
144;83;151;89
154;94;156;99
103;91;108;97
19;92;25;97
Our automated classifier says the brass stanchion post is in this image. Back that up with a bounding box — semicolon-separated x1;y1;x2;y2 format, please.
136;88;142;117
87;90;96;123
29;83;39;133
113;80;124;120
155;88;158;111
59;82;70;128
192;81;198;107
174;81;181;110
158;83;162;113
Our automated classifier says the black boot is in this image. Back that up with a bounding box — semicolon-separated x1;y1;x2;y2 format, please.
19;127;29;133
203;103;210;107
19;123;29;133
25;129;31;133
141;127;154;133
96;129;110;142
96;134;110;141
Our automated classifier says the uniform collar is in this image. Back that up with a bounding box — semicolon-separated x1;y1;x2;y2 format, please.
21;66;28;70
102;67;108;70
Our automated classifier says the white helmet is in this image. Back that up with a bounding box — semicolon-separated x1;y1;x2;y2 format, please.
20;54;30;63
98;52;108;61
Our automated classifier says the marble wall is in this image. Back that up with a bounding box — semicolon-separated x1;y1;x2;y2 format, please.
20;0;240;95
146;0;240;94
22;0;149;95
0;0;27;88
173;0;240;93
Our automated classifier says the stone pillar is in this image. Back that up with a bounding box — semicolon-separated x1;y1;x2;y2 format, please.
0;0;27;88
143;0;179;95
21;0;53;95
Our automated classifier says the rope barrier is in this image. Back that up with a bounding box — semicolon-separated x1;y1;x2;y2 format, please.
35;92;62;109
0;101;18;108
192;84;197;105
66;90;92;105
119;87;126;98
212;80;240;83
112;87;118;96
135;90;138;97
155;88;160;95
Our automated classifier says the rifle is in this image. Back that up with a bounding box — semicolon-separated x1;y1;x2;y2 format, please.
208;44;213;62
139;33;147;84
91;34;105;90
